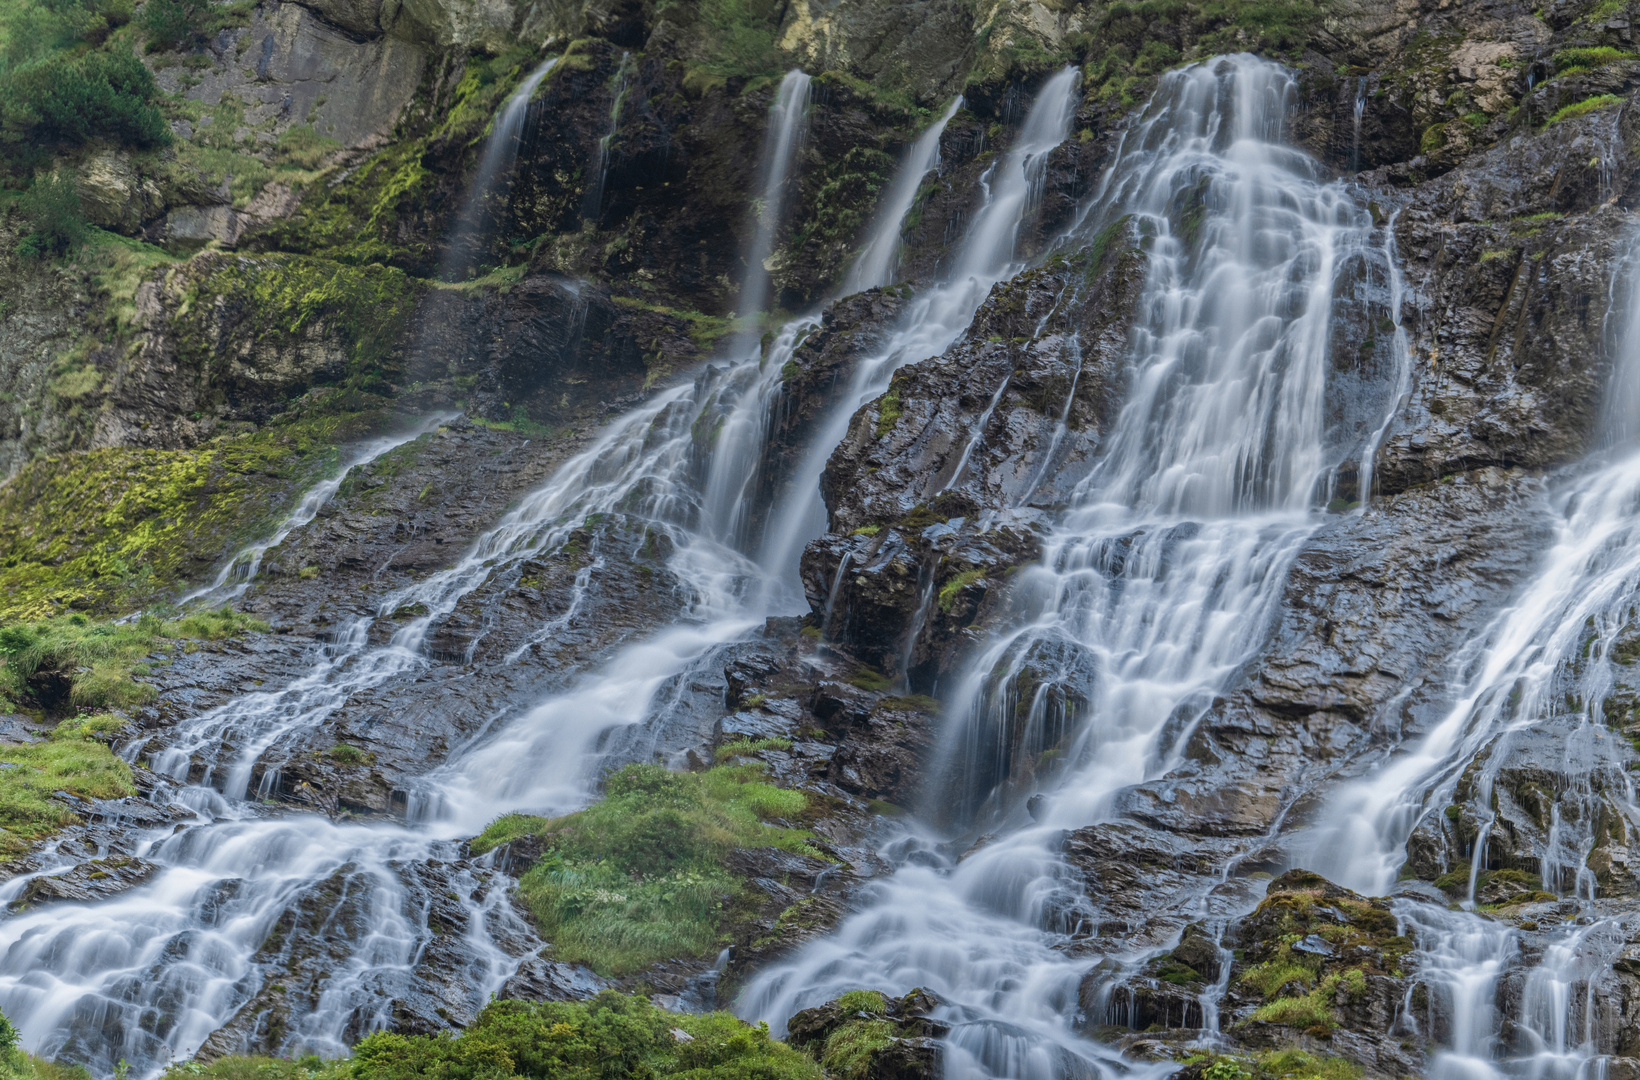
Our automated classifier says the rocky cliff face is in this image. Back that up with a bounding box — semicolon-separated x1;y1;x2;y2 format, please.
8;0;1640;1076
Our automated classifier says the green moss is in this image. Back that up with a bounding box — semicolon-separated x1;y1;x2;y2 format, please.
874;387;903;438
1547;93;1623;125
1553;46;1635;70
480;761;822;975
846;667;893;692
168;993;821;1080
937;568;986;612
171;254;416;384
0;413;375;618
848;524;881;537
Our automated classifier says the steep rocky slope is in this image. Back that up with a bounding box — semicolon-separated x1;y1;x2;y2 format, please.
6;0;1640;1076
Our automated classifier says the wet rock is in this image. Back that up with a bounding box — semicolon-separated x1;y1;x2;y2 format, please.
7;856;159;910
785;988;948;1080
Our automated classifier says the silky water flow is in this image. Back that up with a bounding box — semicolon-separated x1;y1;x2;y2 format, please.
740;55;1413;1080
1294;222;1640;1080
0;65;1078;1077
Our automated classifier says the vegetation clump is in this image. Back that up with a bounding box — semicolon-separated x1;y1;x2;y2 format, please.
471;761;821;974
0;713;137;860
158;993;821;1080
1546;93;1623;125
0;608;266;712
0;412;377;618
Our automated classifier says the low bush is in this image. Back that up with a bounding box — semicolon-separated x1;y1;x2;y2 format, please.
13;171;85;257
0;45;167;148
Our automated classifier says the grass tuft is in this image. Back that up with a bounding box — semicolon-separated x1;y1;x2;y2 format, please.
472;762;822;974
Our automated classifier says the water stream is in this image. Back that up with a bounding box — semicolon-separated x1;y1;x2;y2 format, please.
741;54;1409;1080
0;63;1075;1078
177;414;454;607
1297;225;1640;1080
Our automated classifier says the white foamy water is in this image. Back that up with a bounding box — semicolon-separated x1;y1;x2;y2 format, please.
740;55;1409;1080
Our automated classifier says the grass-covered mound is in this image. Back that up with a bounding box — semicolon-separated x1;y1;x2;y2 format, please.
0;713;135;860
157;993;822;1080
471;761;824;975
0;608;267;713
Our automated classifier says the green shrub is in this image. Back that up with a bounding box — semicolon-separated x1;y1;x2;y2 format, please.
0;45;168;148
319;993;823;1080
14;171;85;258
473;761;822;974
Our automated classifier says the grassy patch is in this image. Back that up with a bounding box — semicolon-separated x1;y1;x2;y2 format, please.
937;568;985;612
1553;46;1635;70
472;762;822;975
817;1019;897;1080
0;608;266;712
846;667;892;692
163;992;820;1080
874;386;903;438
718;736;793;757
0;722;137;859
1244;971;1359;1033
1547;93;1623;125
1256;1049;1362;1080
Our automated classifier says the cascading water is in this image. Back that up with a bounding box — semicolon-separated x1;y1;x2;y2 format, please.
843;97;964;295
581;51;633;225
739;55;1409;1079
0;64;984;1077
757;68;1081;592
439;55;558;280
1299;225;1640;1080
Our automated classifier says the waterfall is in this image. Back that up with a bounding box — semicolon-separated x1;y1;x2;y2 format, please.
177;414;453;606
439;55;558;281
731;70;811;352
580;51;633;225
756;66;1082;592
1298;225;1640;1080
0;63;925;1077
843;97;963;294
739;55;1406;1079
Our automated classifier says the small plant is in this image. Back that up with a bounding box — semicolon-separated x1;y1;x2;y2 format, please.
470;761;822;974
